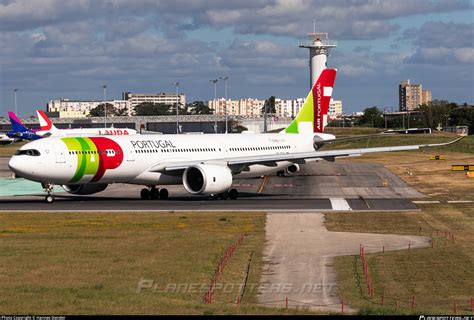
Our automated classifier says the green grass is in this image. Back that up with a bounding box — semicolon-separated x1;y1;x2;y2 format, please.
0;211;321;315
325;127;384;136
326;204;474;315
0;211;316;315
324;132;474;154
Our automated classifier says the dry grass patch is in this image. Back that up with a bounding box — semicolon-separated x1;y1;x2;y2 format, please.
0;142;25;157
328;204;474;315
0;211;312;315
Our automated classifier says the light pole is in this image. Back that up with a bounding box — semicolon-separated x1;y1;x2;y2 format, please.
13;89;19;115
263;99;268;133
210;79;219;133
173;82;180;134
102;85;107;128
219;76;229;133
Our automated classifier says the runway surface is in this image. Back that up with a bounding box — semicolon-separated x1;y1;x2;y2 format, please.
0;157;424;211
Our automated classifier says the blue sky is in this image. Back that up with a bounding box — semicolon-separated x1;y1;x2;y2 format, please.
0;0;473;116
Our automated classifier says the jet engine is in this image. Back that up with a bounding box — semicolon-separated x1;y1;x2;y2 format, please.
313;136;325;150
62;183;108;195
183;164;233;195
285;163;300;175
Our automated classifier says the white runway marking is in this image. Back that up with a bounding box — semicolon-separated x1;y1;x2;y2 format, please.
329;198;352;211
413;200;441;204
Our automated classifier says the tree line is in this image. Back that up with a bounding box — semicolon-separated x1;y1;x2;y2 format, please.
88;101;213;117
89;96;279;117
350;100;473;134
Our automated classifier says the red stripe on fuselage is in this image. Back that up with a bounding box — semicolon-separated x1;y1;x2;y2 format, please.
89;137;124;182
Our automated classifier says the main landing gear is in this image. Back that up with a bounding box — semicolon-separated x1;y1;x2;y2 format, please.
140;186;169;200
42;182;55;203
210;188;239;200
229;188;238;200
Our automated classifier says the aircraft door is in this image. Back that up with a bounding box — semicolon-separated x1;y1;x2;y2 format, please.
53;143;66;163
127;147;135;162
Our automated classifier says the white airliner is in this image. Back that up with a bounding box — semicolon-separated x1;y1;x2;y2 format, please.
36;110;138;136
0;133;15;145
8;69;461;203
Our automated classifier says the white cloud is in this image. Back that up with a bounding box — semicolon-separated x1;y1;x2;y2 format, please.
0;0;472;115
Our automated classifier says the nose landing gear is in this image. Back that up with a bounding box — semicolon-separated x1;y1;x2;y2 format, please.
42;183;55;203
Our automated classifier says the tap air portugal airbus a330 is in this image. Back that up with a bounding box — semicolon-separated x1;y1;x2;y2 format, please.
8;69;462;203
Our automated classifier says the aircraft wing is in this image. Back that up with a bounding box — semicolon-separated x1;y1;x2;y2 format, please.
148;136;464;173
314;133;387;149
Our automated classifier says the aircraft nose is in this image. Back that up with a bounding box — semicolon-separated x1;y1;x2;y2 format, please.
8;156;33;178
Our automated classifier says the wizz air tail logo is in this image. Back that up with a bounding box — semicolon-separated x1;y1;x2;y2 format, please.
61;137;124;183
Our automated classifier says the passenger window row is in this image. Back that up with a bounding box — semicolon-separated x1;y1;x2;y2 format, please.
68;150;119;155
135;148;217;154
229;145;290;151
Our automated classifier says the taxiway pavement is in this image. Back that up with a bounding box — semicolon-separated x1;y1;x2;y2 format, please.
0;158;424;211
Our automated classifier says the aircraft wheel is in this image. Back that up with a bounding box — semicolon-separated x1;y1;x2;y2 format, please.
220;191;229;200
229;189;238;200
45;195;55;203
159;188;169;200
150;188;159;200
140;188;150;200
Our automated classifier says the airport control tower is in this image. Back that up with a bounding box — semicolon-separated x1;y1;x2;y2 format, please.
299;32;336;90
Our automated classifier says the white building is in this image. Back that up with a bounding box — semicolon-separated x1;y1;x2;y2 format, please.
239;98;265;117
122;92;186;108
47;99;131;118
329;99;343;118
292;98;305;117
208;98;266;117
208;98;241;116
208;98;311;118
207;97;342;119
274;99;293;118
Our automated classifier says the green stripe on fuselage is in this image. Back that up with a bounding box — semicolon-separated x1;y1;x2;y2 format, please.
61;137;99;183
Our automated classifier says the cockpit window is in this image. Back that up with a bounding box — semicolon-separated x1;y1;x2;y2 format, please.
15;149;41;156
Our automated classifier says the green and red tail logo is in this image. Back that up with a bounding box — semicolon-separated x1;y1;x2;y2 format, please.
61;137;124;183
285;68;337;134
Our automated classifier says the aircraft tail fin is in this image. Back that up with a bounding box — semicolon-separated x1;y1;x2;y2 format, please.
284;68;337;134
8;111;32;133
37;110;59;133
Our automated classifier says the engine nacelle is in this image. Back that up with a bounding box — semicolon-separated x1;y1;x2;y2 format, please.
183;164;233;195
62;183;108;195
285;164;300;175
